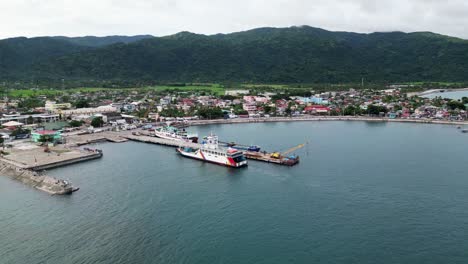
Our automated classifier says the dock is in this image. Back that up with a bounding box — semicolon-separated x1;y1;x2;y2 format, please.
120;131;301;166
244;151;300;166
122;133;200;148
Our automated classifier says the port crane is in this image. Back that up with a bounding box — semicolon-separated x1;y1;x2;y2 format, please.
271;142;308;159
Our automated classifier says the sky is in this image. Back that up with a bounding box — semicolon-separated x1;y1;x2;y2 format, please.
1;0;468;39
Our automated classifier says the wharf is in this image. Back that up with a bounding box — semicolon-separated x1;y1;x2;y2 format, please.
122;133;200;149
244;151;300;166
1;146;103;171
66;133;128;146
121;132;300;166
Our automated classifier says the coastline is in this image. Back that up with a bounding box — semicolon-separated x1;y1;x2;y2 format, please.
187;116;468;126
416;88;468;97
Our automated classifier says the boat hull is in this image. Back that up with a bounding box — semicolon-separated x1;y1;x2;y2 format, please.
154;131;197;143
177;148;247;168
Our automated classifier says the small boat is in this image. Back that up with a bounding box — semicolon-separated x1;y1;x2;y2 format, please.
462;129;468;133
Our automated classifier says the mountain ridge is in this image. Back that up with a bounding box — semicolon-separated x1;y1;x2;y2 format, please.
1;26;468;84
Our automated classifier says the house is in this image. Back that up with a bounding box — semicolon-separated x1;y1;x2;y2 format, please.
31;130;62;143
304;105;330;114
45;101;72;113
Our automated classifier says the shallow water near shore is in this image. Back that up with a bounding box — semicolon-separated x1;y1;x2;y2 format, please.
1;121;468;264
422;90;468;99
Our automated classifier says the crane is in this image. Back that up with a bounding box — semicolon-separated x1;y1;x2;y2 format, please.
271;142;308;159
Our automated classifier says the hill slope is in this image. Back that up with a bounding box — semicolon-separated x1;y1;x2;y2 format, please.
3;26;468;83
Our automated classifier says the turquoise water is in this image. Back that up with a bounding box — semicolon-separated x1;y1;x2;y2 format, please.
423;90;468;99
1;122;468;264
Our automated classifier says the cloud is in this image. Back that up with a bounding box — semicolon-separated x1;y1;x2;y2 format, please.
0;0;468;39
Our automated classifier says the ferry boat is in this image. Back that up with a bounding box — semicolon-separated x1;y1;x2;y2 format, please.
176;134;248;168
154;126;198;143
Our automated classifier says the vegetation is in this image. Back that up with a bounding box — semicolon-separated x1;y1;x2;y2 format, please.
447;100;466;110
69;120;84;127
91;117;104;127
74;99;90;108
10;127;30;137
3;26;468;85
197;107;225;119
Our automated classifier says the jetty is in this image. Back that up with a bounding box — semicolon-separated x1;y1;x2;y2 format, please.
0;143;103;195
121;131;303;166
0;160;76;195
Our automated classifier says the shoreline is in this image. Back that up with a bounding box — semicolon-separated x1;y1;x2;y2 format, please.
417;88;468;97
187;116;468;126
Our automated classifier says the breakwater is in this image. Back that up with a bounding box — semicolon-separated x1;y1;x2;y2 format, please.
0;159;74;195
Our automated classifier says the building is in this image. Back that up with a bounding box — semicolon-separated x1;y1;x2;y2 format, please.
225;90;250;96
60;106;117;118
243;103;257;112
31;130;62;143
304;105;330;114
45;101;72;113
0;114;59;125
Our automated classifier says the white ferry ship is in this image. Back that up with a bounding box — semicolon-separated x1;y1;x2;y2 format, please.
154;126;198;143
176;134;248;168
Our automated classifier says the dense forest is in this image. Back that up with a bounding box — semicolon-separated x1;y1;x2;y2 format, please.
1;26;468;85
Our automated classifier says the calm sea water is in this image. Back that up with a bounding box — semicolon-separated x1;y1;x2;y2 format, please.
423;90;468;99
1;122;468;264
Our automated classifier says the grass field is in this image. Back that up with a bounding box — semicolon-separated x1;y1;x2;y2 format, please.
145;84;225;95
6;84;226;98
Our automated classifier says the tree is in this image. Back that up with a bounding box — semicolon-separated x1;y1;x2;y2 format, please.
344;106;361;116
0;137;4;150
74;99;90;108
91;117;104;127
197;107;224;119
69;120;83;127
447;100;466;110
367;105;388;116
26;115;34;124
462;97;468;104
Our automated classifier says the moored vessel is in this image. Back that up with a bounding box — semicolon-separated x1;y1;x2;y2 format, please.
177;134;248;167
154;126;198;143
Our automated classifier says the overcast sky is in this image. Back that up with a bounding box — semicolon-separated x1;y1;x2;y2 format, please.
1;0;468;39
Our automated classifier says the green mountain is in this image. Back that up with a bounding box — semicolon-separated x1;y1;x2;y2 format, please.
0;35;154;80
2;26;468;84
51;35;154;47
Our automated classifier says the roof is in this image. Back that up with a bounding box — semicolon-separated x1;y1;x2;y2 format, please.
34;130;59;135
2;121;24;127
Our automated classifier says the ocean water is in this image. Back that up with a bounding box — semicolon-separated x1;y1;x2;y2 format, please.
1;121;468;264
422;90;468;100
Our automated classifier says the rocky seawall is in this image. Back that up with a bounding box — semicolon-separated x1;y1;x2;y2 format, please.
0;160;74;195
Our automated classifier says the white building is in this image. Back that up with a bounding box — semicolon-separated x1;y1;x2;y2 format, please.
60;106;118;118
45;101;72;113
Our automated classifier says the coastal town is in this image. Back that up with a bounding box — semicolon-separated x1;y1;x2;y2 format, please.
0;86;467;129
0;85;466;195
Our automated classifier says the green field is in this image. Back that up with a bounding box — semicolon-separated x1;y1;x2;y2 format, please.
6;84;226;98
145;84;225;95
